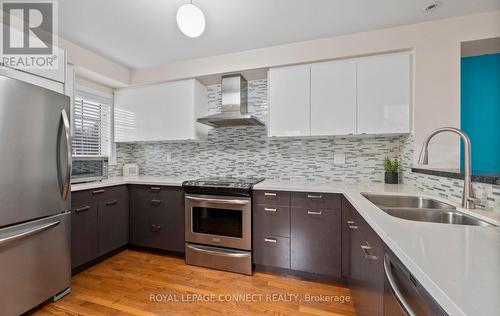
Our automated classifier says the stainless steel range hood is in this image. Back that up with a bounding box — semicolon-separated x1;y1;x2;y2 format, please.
197;74;264;127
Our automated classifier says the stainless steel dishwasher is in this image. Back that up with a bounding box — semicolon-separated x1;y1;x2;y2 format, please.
384;249;448;316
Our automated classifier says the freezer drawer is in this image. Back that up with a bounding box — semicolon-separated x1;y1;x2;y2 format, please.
0;212;71;316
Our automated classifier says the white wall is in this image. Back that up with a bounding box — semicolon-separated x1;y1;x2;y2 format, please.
59;38;130;88
75;76;114;95
132;11;500;169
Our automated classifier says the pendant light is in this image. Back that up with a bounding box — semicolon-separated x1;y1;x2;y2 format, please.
176;0;206;38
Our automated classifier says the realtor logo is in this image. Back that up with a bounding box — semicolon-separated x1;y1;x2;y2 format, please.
1;0;58;69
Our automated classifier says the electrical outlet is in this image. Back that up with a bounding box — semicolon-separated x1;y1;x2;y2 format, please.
334;153;346;165
166;153;172;162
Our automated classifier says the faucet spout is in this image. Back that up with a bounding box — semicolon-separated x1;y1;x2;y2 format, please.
417;127;476;209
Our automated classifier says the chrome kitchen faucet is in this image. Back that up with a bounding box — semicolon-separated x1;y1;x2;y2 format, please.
418;127;477;209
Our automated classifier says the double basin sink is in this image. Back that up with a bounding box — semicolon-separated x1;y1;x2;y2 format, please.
362;193;496;227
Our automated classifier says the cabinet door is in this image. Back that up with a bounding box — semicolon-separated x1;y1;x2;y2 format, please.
291;207;341;277
311;60;357;136
159;187;185;253
268;65;311;137
349;207;384;316
98;186;129;256
138;80;197;141
114;88;140;142
341;197;352;280
357;53;410;134
71;201;98;269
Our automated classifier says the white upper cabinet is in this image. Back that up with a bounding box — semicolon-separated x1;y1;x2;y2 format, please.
268;52;411;137
357;53;411;134
114;87;140;142
268;65;310;137
114;79;207;142
311;60;357;136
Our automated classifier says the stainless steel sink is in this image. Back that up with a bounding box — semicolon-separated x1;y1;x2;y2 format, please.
362;193;455;210
361;193;496;227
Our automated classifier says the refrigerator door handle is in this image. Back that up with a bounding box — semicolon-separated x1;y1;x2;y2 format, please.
0;221;60;247
58;109;72;201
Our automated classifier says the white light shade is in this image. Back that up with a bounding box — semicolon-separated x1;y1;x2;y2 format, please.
176;3;206;38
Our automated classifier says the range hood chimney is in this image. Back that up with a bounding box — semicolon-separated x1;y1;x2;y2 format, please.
197;74;264;127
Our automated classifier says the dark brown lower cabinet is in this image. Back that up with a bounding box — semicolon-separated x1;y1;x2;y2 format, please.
98;186;129;256
291;207;341;277
71;185;129;269
346;201;384;316
129;185;184;253
71;201;98;269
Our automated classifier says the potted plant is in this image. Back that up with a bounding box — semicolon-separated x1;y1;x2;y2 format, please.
383;158;400;184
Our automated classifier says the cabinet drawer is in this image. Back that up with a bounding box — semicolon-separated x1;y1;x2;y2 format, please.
291;192;341;210
253;190;290;206
253;235;290;269
130;218;167;249
291;207;341;277
253;204;290;237
71;201;98;269
72;185;127;204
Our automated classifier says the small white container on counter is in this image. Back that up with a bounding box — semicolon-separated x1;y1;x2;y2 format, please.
123;163;139;177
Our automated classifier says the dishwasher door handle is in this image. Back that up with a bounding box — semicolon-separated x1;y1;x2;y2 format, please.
384;254;416;316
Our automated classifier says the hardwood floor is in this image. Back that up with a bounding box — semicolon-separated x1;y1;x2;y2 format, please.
34;250;355;316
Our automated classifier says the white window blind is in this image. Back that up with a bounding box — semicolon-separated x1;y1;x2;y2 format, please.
72;92;112;157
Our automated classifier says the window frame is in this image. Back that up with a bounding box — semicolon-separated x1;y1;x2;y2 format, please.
72;86;114;158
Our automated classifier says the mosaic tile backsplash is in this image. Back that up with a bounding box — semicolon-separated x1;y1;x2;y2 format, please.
400;134;500;211
108;78;499;211
112;127;401;182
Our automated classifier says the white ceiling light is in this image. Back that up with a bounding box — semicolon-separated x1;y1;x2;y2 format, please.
176;1;206;38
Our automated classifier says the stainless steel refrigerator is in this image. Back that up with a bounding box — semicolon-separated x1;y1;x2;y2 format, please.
0;74;72;315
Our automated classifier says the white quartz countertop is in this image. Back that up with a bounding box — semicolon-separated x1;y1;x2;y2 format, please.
255;180;500;316
71;176;185;191
72;177;500;315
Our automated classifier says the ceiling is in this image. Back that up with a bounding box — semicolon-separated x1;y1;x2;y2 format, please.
59;0;500;69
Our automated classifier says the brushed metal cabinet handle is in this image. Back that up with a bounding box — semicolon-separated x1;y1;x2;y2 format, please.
307;194;322;199
264;208;277;212
151;199;162;206
92;189;105;195
151;187;161;192
349;225;359;230
264;192;277;197
347;220;355;224
151;224;162;232
264;238;277;243
105;200;118;206
307;210;323;216
75;206;91;213
361;243;378;260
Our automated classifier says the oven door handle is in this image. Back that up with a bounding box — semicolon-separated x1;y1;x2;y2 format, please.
186;244;250;258
186;196;250;205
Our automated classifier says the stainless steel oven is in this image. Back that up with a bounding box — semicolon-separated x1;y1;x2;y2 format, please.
184;193;252;275
183;177;263;275
185;194;251;250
